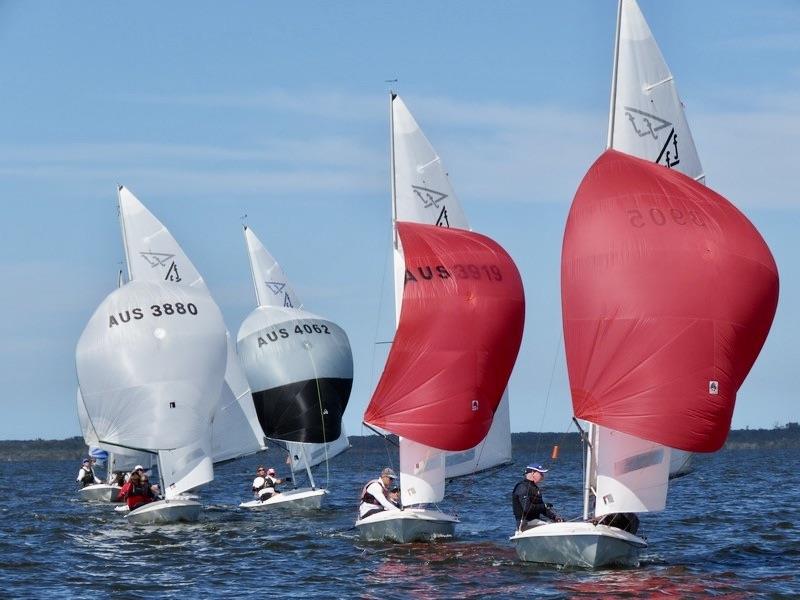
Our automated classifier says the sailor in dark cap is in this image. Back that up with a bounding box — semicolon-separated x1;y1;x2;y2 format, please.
512;463;562;530
358;467;401;519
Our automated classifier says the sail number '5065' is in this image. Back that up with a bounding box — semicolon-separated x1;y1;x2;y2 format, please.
627;207;706;228
257;323;331;348
108;303;199;328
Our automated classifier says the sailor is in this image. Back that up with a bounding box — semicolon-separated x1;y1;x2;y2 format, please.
76;458;101;488
358;467;401;519
512;463;562;530
116;470;157;510
252;466;288;501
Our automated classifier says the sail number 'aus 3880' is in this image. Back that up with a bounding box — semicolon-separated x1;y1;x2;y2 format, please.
108;303;199;328
404;263;503;284
256;322;332;348
626;207;707;228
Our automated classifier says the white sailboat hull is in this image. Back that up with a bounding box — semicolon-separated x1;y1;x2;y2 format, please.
77;484;122;503
510;521;646;569
355;508;458;543
239;488;327;511
124;499;202;525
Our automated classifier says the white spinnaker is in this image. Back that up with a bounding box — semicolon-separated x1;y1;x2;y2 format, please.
391;93;511;478
237;307;354;401
244;226;300;309
77;388;154;474
609;0;704;182
399;437;446;507
118;186;264;462
75;281;228;494
592;425;670;519
286;427;350;474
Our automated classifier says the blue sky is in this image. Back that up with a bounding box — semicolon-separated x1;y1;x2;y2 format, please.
0;1;797;440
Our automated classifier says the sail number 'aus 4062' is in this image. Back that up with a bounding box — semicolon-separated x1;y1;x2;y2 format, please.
257;323;332;348
108;303;199;328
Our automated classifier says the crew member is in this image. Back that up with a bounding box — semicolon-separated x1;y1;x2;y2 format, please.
252;466;288;501
358;467;401;519
116;470;157;511
76;458;101;488
512;463;562;530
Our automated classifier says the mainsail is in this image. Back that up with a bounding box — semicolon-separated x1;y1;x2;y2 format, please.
562;150;779;515
117;187;266;463
237;226;353;445
608;0;704;182
390;93;512;477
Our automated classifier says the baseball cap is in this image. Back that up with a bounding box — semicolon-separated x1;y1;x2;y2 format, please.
381;467;397;479
525;463;549;474
133;465;145;471
267;468;276;475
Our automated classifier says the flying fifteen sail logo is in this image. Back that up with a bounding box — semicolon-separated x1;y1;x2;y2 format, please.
412;185;448;210
623;107;671;139
623;106;681;169
139;252;182;283
708;380;719;395
265;281;293;308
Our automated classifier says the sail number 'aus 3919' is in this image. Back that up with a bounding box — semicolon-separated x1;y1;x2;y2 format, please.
405;263;503;284
626;207;706;228
257;322;332;348
108;303;199;328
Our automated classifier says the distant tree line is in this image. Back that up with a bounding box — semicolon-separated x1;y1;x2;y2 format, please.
1;425;798;462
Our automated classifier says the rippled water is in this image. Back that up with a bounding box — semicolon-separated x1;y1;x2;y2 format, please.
1;440;797;598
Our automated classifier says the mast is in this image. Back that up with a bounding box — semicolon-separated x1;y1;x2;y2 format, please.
299;445;316;490
117;186;133;282
582;423;595;520
389;91;399;250
606;0;623;149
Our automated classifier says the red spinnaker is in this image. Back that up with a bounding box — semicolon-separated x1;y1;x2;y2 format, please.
365;222;525;451
562;150;779;452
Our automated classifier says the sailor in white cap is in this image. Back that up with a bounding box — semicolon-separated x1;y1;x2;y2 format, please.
512;463;562;530
76;457;100;488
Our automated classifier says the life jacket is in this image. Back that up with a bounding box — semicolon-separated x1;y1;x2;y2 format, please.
126;482;156;510
80;467;95;486
360;479;390;507
253;476;276;497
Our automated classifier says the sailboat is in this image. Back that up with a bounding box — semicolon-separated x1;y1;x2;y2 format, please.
237;225;353;510
511;148;779;567
356;216;525;542
607;0;707;478
75;272;228;523
386;93;513;479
